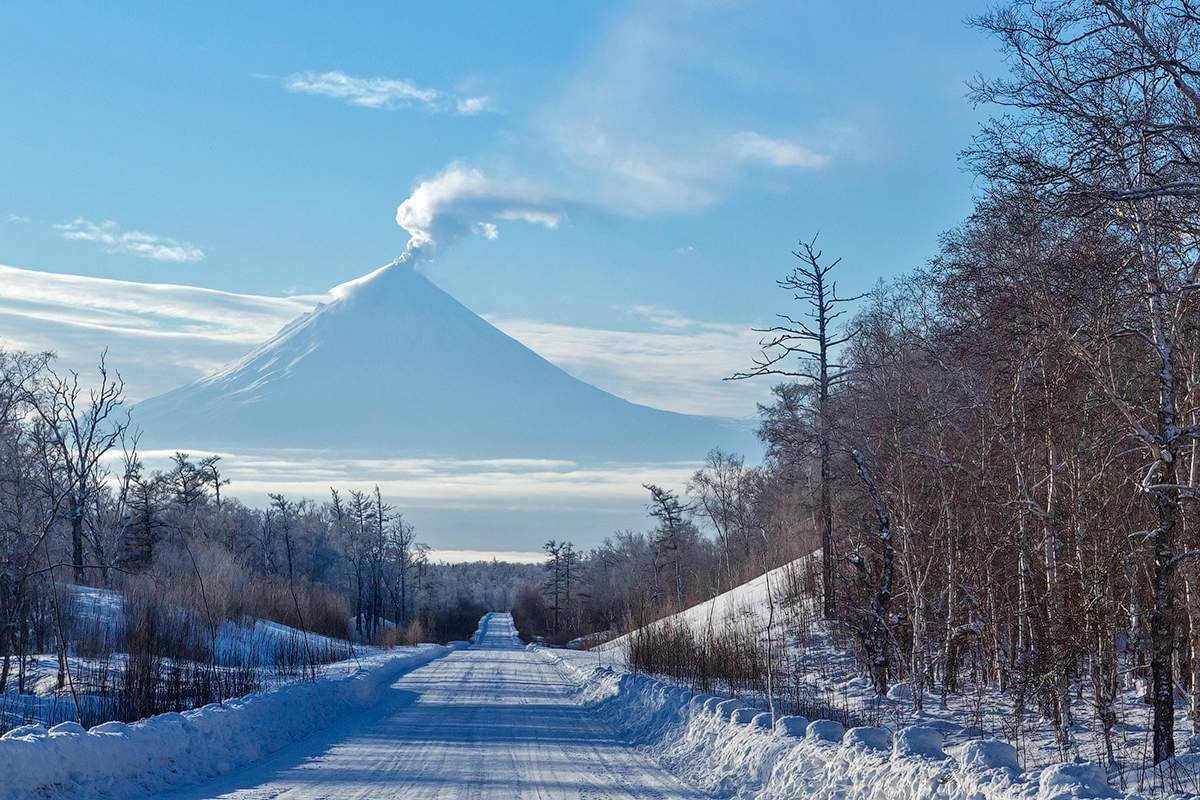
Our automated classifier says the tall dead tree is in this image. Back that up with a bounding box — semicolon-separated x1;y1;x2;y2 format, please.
731;237;860;618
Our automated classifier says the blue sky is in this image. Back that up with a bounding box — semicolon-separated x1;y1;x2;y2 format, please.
0;1;1002;555
2;1;996;327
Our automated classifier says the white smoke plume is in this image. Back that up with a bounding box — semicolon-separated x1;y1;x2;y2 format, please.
394;164;563;258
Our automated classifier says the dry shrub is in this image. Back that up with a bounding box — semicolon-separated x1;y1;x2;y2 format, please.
367;620;422;648
135;538;351;641
372;625;403;648
239;579;351;640
625;611;874;728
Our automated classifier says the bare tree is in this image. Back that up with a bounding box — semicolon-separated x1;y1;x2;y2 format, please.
730;237;861;617
26;353;129;583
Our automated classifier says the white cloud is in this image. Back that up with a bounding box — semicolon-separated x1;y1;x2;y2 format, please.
119;447;705;547
456;95;495;115
487;309;770;418
472;222;499;239
731;131;828;169
284;70;439;109
128;448;699;508
6;214;30;224
425;549;545;564
280;70;496;116
388;5;848;254
55;218;204;263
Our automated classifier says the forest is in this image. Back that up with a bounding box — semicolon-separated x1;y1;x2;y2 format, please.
532;0;1200;775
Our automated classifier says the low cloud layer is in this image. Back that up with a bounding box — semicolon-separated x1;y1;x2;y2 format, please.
0;264;308;400
125;448;702;549
487;308;769;418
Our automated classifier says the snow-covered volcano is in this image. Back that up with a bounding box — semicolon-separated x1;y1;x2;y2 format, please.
132;261;751;461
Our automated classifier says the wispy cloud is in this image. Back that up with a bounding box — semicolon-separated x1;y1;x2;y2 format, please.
6;214;30;224
0;264;308;400
280;70;495;116
487;308;770;418
389;4;849;258
55;218;204;263
455;95;495;116
731;131;828;169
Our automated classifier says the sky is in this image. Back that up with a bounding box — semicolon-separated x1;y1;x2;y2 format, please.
0;1;1001;559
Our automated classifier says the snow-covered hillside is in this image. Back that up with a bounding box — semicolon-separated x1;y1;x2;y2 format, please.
132;261;752;461
591;557;1200;795
598;556;814;656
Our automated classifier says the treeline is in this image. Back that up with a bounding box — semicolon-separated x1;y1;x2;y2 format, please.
0;349;541;716
512;454;812;646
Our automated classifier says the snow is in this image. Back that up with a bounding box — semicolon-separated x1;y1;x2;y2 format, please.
597;556;804;657
732;706;759;724
132;261;753;461
846;725;893;752
152;612;703;799
893;725;947;760
750;711;774;730
0;642;458;799
537;647;1129;800
592;552;1200;792
808;718;847;743
959;739;1021;772
776;714;810;737
1;604;1142;799
1038;763;1122;800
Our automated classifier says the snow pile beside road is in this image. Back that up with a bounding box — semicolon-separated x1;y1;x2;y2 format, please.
0;642;462;800
534;647;1122;800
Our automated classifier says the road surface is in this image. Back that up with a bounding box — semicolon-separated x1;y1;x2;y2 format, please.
164;613;703;800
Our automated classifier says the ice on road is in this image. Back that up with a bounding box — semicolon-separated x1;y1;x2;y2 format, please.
164;613;703;799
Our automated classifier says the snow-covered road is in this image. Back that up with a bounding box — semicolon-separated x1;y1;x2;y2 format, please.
162;613;702;800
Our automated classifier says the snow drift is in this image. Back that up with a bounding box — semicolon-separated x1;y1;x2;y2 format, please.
0;643;463;800
531;646;1125;800
132;260;752;461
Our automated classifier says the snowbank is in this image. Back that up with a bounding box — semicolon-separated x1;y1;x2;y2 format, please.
530;645;1122;800
0;642;462;800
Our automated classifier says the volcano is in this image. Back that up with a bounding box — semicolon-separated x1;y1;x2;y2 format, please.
132;261;752;461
